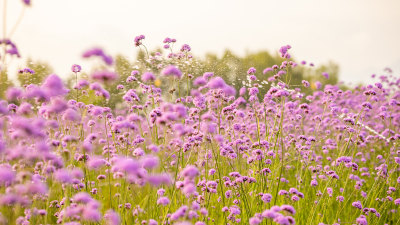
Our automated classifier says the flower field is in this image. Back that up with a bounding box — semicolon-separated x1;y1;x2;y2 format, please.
0;3;399;223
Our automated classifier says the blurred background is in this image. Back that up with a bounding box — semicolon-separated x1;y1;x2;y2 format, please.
1;0;400;104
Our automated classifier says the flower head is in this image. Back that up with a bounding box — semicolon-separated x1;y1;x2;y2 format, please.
82;47;113;65
162;65;182;79
141;72;156;82
134;35;145;46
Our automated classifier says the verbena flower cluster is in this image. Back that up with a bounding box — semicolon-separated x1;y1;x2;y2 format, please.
0;34;399;225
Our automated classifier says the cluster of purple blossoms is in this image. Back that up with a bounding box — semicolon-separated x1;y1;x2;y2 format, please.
0;39;21;58
162;65;182;79
82;47;113;65
134;34;145;47
71;64;82;73
18;67;35;74
163;37;176;49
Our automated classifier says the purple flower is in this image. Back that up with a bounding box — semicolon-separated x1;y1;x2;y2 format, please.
193;77;207;86
280;205;296;214
76;79;89;89
163;37;173;43
171;205;188;221
133;148;144;157
247;67;256;75
16;102;32;115
22;0;31;6
180;44;191;52
249;87;259;96
261;193;272;203
263;67;273;74
302;80;310;87
249;75;257;81
223;85;236;96
157;197;170;206
315;81;322;89
91;70;118;83
149;219;158;225
239;87;246;96
102;55;114;65
0;167;15;186
352;201;363;210
207;77;226;89
131;70;139;76
356;215;367;225
181;165;199;178
126;76;136;83
279;45;291;58
7;46;21;57
82;47;113;65
62;109;81;121
182;183;196;196
87;157;106;170
71;64;82;73
273;214;291;225
174;104;187;118
27;181;48;195
141;72;156;82
249;217;261;225
148;144;159;153
262;210;277;219
162;65;182;79
19;67;35;74
54;169;72;183
104;210;120;225
6;87;23;101
141;155;159;169
0;39;20;57
10;116;45;138
209;169;216;176
117;158;140;174
134;35;145;46
203;72;214;80
41;74;69;97
73;192;93;204
83;207;101;222
157;188;165;196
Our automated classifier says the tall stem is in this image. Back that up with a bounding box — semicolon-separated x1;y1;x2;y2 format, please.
8;5;25;38
75;72;79;102
105;117;112;209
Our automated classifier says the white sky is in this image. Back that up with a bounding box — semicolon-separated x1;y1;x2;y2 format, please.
2;0;400;85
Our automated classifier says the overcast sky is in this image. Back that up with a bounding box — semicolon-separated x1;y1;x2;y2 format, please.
2;0;400;85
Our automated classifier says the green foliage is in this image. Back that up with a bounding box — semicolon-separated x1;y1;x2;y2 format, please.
17;58;53;86
197;50;285;97
196;50;340;97
0;70;13;99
